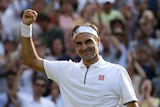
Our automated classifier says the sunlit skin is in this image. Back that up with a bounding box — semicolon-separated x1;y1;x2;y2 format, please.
74;33;100;67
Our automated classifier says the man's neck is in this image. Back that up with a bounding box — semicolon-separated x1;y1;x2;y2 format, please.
34;95;41;101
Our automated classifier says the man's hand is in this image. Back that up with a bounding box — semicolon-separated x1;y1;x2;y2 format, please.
22;9;38;25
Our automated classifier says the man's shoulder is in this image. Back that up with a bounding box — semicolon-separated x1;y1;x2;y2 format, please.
104;61;126;72
104;60;123;67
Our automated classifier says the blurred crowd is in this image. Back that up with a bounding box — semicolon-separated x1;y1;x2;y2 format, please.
0;0;160;107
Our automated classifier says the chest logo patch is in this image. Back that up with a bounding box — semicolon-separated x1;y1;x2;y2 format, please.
98;75;105;80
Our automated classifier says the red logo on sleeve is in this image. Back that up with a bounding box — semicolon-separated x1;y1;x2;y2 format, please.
98;75;105;80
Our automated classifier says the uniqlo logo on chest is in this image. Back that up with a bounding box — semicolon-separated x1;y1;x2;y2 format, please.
98;75;105;80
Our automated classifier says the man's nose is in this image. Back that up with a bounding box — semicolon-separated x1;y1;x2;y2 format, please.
81;43;87;50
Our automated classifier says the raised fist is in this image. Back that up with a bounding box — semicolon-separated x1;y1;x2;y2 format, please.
22;9;38;25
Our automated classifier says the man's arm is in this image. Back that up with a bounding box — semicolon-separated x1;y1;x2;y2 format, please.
21;9;45;73
126;101;139;107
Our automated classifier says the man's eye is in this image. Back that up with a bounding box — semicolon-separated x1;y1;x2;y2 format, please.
76;42;82;46
86;39;92;44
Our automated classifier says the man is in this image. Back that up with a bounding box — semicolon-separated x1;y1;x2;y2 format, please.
36;13;64;48
17;77;56;107
93;0;125;30
0;71;20;107
21;9;139;107
12;64;56;107
46;81;63;107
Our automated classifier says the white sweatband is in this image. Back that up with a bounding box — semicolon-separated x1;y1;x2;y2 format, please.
73;26;98;39
21;22;32;37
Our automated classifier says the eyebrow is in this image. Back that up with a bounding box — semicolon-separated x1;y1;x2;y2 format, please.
85;39;92;43
75;38;93;44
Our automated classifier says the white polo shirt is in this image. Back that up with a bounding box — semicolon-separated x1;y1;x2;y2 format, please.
44;56;137;107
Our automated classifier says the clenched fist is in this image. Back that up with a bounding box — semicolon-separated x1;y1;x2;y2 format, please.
22;9;38;25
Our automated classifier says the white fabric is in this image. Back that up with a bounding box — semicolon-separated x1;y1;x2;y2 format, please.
98;0;115;4
18;92;56;107
73;26;98;39
43;56;137;107
19;69;33;95
0;93;14;107
21;22;32;37
46;95;63;107
0;6;20;36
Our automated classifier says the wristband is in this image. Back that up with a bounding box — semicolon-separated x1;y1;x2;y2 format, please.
21;22;32;37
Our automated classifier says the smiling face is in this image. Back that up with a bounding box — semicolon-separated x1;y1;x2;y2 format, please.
74;33;100;66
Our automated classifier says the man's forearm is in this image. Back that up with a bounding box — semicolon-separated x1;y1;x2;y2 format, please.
21;36;44;72
21;37;38;66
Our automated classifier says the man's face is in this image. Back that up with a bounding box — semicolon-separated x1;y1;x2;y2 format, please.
103;2;112;13
33;79;46;96
74;33;100;62
50;82;59;97
34;39;45;58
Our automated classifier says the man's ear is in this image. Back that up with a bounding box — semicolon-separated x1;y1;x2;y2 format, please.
97;37;101;46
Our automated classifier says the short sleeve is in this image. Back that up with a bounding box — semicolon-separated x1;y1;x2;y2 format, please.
119;68;138;104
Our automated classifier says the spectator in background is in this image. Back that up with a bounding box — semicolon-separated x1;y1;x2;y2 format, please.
36;13;64;49
127;51;147;98
12;66;56;107
30;0;47;14
58;34;81;62
126;63;144;99
58;1;83;40
0;0;22;37
0;37;17;91
46;81;63;107
4;44;22;73
114;0;139;40
134;0;148;19
110;18;128;47
93;0;125;30
80;2;99;24
48;37;66;60
133;46;156;80
140;10;158;38
100;30;122;66
44;0;60;25
110;18;128;67
0;71;20;107
138;79;160;107
129;12;159;53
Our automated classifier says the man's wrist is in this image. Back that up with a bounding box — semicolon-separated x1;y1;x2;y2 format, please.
21;22;32;37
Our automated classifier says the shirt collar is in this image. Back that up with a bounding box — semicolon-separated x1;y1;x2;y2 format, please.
79;55;106;68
